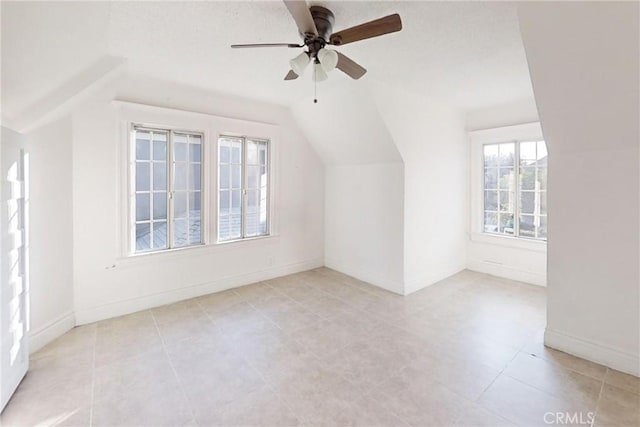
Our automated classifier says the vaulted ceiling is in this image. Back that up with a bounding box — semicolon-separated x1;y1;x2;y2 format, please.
2;1;533;117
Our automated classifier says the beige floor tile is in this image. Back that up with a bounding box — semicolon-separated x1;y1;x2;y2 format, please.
503;352;603;409
604;368;640;395
6;267;630;427
478;375;593;426
453;402;515;426
370;366;474;426
594;384;640;426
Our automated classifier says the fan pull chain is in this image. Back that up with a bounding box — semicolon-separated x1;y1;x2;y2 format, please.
314;67;318;103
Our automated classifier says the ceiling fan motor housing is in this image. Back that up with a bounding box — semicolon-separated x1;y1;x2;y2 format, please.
307;6;335;44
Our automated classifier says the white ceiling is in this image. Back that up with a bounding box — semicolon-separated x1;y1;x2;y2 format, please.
2;1;534;123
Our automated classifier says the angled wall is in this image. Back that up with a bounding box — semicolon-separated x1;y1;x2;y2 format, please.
292;86;405;293
372;84;469;294
519;1;639;375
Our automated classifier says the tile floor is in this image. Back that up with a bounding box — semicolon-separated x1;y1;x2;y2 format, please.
1;268;638;426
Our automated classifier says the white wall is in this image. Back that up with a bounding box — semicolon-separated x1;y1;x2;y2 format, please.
519;1;639;375
325;163;404;294
372;86;469;294
70;74;325;324
24;120;76;349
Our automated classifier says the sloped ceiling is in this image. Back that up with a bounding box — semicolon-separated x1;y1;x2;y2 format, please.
1;1;535;164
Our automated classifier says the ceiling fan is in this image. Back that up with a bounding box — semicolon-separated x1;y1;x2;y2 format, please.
231;0;402;83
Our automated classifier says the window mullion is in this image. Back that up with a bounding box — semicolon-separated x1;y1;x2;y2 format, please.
241;138;247;239
514;140;520;238
168;131;174;249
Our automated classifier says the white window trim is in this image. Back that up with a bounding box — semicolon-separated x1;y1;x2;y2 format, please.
114;100;280;261
468;122;547;251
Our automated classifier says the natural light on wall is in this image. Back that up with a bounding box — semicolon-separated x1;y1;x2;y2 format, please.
483;140;547;240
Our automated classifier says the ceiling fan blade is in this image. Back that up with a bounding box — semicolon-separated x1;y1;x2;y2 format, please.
330;14;402;46
231;43;302;48
283;0;318;36
336;52;367;79
284;70;299;80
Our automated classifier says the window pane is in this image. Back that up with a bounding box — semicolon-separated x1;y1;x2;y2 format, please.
231;143;242;164
232;165;241;188
484;212;498;233
540;191;547;215
173;219;188;247
247;141;258;165
190;163;201;191
153;162;166;191
499;168;514;189
220;145;230;163
175;141;188;162
500;191;514;212
219;164;230;189
174;163;187;191
520;191;536;214
136;133;150;160
247;165;260;189
231;189;241;214
499;143;515;167
484;191;498;211
174;191;187;218
136;223;151;251
136;193;150;221
218;216;229;241
484;145;499;167
219;190;230;215
189;136;202;162
153;221;167;249
520;167;536;190
189;191;201;213
499;213;515;235
230;214;241;239
258;142;268;166
484;168;497;189
189;218;201;244
136;162;150;191
153;140;167;161
519;215;536;238
520;141;537;166
153;193;167;220
538;167;548;191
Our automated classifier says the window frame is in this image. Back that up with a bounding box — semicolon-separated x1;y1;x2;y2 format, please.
481;140;547;240
130;124;206;254
216;135;271;243
469;122;547;249
116;100;280;261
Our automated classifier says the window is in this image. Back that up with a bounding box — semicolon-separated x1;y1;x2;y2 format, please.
132;126;203;253
483;140;547;240
217;136;269;242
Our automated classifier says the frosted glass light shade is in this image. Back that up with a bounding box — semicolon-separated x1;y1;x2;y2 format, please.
317;48;338;72
289;52;310;76
314;62;328;82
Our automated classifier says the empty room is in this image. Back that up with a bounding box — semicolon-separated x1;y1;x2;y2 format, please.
1;1;638;426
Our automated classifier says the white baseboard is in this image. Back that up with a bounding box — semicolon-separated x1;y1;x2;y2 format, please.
29;311;75;353
74;258;324;325
467;258;546;287
324;257;404;295
545;328;639;377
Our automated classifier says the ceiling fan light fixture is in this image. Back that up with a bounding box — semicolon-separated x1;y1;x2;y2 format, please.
317;48;338;72
313;61;328;82
289;51;310;76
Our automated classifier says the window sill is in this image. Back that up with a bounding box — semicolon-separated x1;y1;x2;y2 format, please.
469;232;546;253
114;234;280;268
